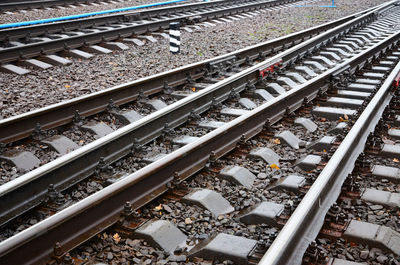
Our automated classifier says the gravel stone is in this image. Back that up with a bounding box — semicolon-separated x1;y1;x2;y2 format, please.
377;255;389;263
163;204;173;213
168;254;187;262
369;204;384;210
359;250;369;259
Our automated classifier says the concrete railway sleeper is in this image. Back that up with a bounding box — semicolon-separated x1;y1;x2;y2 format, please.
1;4;400;265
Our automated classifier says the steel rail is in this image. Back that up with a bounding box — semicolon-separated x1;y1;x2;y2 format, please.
1;15;399;265
0;0;297;62
0;0;253;40
0;1;388;228
0;2;386;144
259;37;400;265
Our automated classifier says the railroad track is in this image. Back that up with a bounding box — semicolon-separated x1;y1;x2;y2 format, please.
298;69;400;263
0;0;310;74
295;60;400;265
1;1;400;264
0;0;390;226
0;0;129;13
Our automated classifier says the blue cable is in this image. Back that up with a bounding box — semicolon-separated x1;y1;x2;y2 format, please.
0;0;187;29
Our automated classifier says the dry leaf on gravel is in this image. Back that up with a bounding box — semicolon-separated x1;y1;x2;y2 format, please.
270;164;280;170
154;204;163;211
113;233;121;243
273;138;281;144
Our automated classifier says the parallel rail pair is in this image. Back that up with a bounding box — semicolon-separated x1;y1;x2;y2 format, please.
1;1;400;264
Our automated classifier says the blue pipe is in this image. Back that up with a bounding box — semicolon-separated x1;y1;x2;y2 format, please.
0;0;187;29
